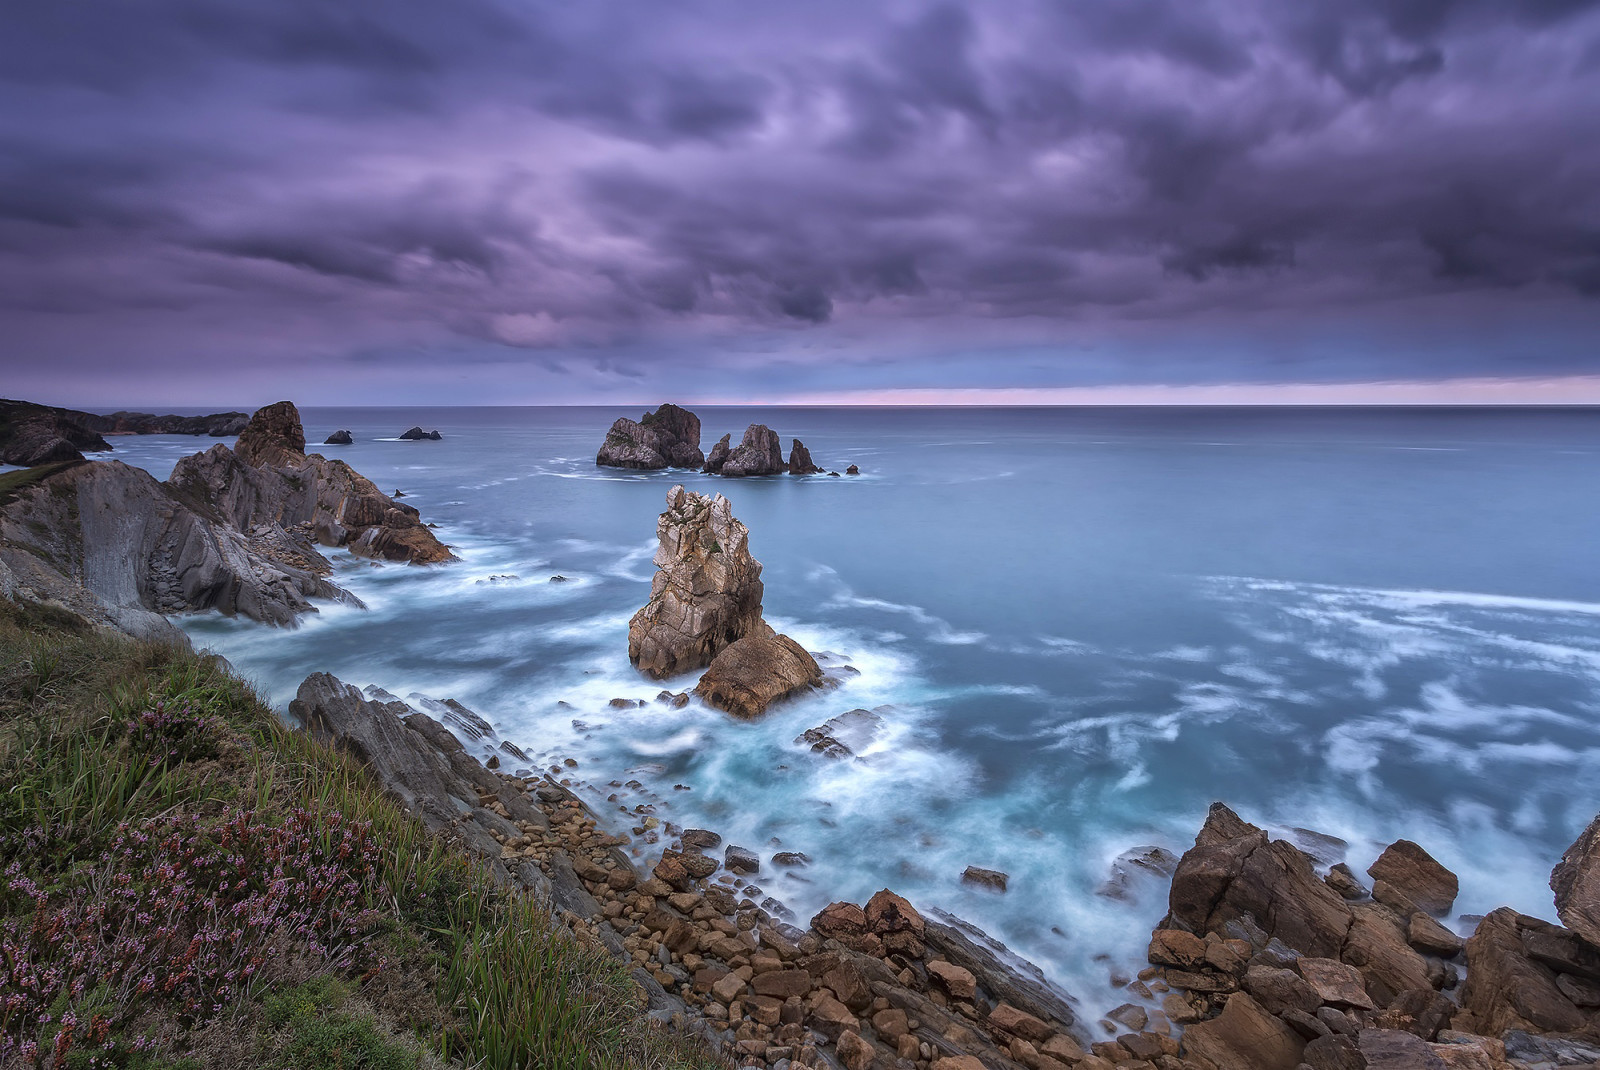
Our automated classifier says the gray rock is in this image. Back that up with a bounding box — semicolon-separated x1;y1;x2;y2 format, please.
718;424;785;477
597;404;704;470
398;426;442;440
788;439;823;475
796;707;887;759
324;429;354;445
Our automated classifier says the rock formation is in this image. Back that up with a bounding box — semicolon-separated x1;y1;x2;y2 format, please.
796;707;888;759
718;424;786;476
0;399;110;466
597;404;705;469
627;486;769;677
703;434;731;474
692;634;823;718
77;409;249;437
169;401;453;565
324;429;354;445
1552;814;1600;947
0;458;357;641
788;439;822;474
399;426;442;440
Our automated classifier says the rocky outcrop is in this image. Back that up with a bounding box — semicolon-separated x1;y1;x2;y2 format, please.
77;410;250;437
324;430;354;445
1553;815;1600;948
1369;839;1459;915
796;707;887;759
788;439;822;475
399;426;442;440
0;399;110;466
597;404;705;470
702;434;731;474
627;486;768;678
692;634;823;718
170;402;453;565
718;424;785;477
0;458;356;640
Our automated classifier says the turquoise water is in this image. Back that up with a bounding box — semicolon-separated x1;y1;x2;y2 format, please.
99;405;1600;1018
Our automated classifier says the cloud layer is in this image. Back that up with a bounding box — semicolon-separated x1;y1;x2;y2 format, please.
2;1;1597;403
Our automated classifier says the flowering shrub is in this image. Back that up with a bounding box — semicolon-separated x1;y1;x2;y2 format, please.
0;807;382;1066
122;702;219;765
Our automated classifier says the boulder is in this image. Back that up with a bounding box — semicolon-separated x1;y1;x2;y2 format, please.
788;438;823;475
845;464;859;475
1100;845;1180;900
1368;840;1458;915
718;424;785;477
324;429;354;445
398;426;442;440
725;844;760;874
796;707;886;758
962;866;1009;893
627;486;770;678
1552;813;1600;948
1458;908;1587;1035
693;634;823;718
596;404;704;470
1181;992;1305;1070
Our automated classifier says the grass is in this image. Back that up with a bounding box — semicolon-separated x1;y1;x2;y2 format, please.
0;461;83;509
0;597;720;1070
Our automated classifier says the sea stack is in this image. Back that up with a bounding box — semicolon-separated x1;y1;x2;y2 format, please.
627;485;769;677
788;438;823;474
596;403;704;469
718;423;785;476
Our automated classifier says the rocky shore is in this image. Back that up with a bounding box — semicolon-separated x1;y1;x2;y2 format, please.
0;398;250;466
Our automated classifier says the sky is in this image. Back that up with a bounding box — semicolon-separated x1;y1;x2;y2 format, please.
1;1;1598;408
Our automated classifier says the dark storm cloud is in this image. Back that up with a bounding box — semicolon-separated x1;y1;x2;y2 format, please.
1;0;1598;400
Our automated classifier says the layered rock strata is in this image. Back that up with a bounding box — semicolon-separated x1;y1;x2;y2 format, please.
0;399;110;466
597;404;705;469
627;485;770;678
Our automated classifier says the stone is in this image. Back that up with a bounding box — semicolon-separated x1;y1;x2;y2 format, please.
812;901;869;944
846;464;860;475
726;845;761;874
1406;913;1464;958
398;426;441;440
1387;987;1455;1040
796;707;886;759
1296;958;1376;1011
682;829;723;850
323;429;353;445
1303;1033;1365;1070
1181;992;1305;1070
703;433;731;473
772;851;811;867
627;486;770;678
752;969;811;999
1100;846;1180;900
962;866;1009;892
597;405;705;470
835;1029;873;1070
1342;904;1433;1007
931;1058;984;1070
928;960;978;1000
718;424;786;477
787;439;823;475
1325;863;1368;900
872;1007;910;1040
1358;1028;1448;1069
807;993;859;1040
1552;812;1600;948
865;889;925;940
1458;907;1586;1035
712;971;747;1004
1243;965;1320;1018
1148;929;1208;971
694;634;823;719
1368;841;1458;916
988;1003;1054;1043
1107;1003;1148;1031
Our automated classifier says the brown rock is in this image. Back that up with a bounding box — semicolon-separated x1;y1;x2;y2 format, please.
1406;913;1464;958
931;1058;986;1070
718;424;786;477
1108;1003;1148;1031
988;1003;1054;1043
836;1028;874;1070
1296;958;1377;1011
813;901;870;942
627;486;770;678
1458;907;1586;1035
1042;1034;1086;1061
1358;1028;1448;1069
1303;1033;1365;1070
1552;812;1600;949
961;866;1009;892
1148;929;1208;971
866;888;925;938
1368;841;1458;916
808;993;859;1040
928;959;978;1000
693;634;823;718
1326;863;1369;900
752;968;811;999
712;971;747;1003
1181;992;1305;1070
1243;965;1320;1018
872;1007;910;1040
1342;904;1434;1006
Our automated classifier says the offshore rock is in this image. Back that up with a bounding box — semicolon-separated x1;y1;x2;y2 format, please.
398;426;442;440
596;404;704;469
788;438;823;474
719;424;785;477
0;458;355;640
0;399;110;466
170;401;453;565
627;486;768;678
1552;813;1600;948
702;433;731;474
693;634;823;718
324;429;354;445
796;707;886;759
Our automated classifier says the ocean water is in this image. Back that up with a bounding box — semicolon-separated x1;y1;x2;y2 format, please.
97;405;1600;1022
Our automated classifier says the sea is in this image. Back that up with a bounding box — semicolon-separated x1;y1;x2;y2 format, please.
77;405;1600;1022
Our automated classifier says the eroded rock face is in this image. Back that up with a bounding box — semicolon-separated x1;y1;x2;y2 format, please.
719;424;785;476
597;404;704;469
627;485;768;678
788;438;822;474
398;426;441;440
693;634;823;718
1552;813;1600;948
170;401;453;565
324;430;354;445
1369;840;1459;916
0;399;110;466
703;433;731;473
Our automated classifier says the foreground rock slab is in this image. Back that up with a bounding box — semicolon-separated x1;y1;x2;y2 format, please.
693;634;823;718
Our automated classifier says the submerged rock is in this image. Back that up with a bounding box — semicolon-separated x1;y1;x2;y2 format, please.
324;429;353;445
788;438;823;475
627;485;769;678
399;426;442;440
796;707;887;759
597;404;704;470
693;634;823;718
719;424;785;477
962;866;1009;893
1099;845;1181;900
846;464;860;475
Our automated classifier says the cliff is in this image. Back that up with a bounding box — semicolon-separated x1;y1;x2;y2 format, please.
597;403;705;469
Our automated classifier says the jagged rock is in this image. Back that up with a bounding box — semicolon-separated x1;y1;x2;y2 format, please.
718;424;785;477
702;433;731;473
693;634;823;718
169;402;453;565
1182;992;1305;1070
1552;813;1600;948
627;486;769;678
726;845;760;874
1368;840;1459;915
1099;845;1180;900
1458;908;1587;1035
788;439;822;474
962;866;1009;892
0;399;111;466
398;426;442;440
1297;958;1377;1011
796;707;886;758
845;464;859;475
1407;913;1465;958
1326;863;1369;900
0;458;357;639
75;408;249;437
923;908;1080;1030
324;430;354;445
597;404;704;469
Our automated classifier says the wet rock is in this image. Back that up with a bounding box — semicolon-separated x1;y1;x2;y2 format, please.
845;464;859;475
627;486;770;678
718;424;785;477
788;439;823;475
693;634;823;719
398;426;442;440
726;845;760;874
923;908;1080;1031
682;829;722;850
1368;840;1458;916
1406;913;1464;958
1100;845;1180;900
962;866;1009;892
1181;992;1305;1070
1326;863;1369;900
324;429;353;444
796;707;885;759
988;1003;1053;1043
1458;908;1586;1035
597;404;704;469
772;851;811;867
1552;812;1600;949
1149;930;1208;971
